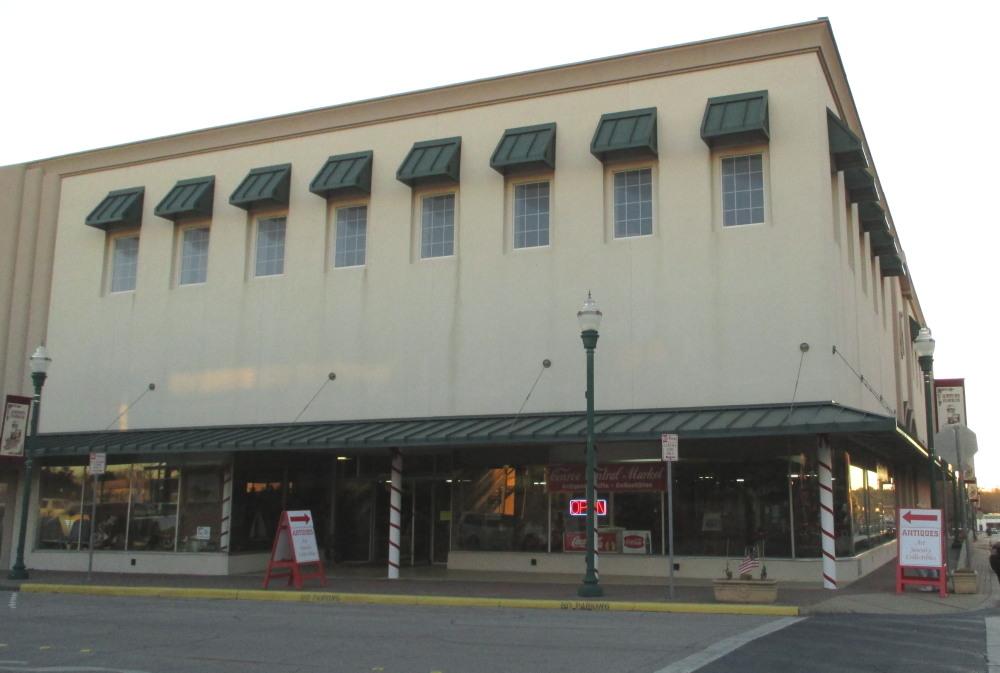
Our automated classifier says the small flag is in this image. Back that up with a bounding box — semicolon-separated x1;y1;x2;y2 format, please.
737;549;759;576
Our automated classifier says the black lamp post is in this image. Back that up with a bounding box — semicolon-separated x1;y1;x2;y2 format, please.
913;327;937;509
8;345;51;580
577;292;603;598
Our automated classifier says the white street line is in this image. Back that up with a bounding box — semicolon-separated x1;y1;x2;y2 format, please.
986;616;1000;673
7;593;16;610
0;666;151;672
653;617;805;673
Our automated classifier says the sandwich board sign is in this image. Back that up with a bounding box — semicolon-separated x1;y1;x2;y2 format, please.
262;510;326;589
895;508;946;596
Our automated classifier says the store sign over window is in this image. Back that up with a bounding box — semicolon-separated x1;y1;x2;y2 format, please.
546;464;666;493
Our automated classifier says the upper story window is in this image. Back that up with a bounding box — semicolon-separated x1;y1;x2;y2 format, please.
613;168;653;238
722;154;765;226
254;216;286;277
513;181;550;249
334;205;368;268
110;233;140;293
178;226;210;285
421;194;455;258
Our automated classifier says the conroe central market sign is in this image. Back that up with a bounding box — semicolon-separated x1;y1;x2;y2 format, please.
546;464;665;493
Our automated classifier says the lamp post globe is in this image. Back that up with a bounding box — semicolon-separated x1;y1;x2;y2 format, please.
913;327;938;509
9;345;52;580
577;292;603;598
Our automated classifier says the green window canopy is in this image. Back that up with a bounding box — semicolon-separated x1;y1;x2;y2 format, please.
490;123;556;175
844;166;878;204
85;187;145;231
858;201;889;238
878;249;906;277
154;176;215;221
700;91;769;149
229;164;292;210
309;151;373;199
827;110;867;171
591;108;657;162
396;137;461;187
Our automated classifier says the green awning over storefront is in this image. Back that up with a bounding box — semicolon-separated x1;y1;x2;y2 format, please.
590;108;658;162
309;151;373;199
490;123;556;174
229;164;292;210
33;402;903;457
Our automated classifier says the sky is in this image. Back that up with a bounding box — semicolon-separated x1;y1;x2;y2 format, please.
2;1;998;484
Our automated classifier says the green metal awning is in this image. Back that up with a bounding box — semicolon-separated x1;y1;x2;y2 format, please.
590;108;657;162
700;91;769;149
229;164;292;210
490;123;556;175
309;151;373;199
845;167;877;204
869;228;896;255
858;201;887;235
154;176;215;221
879;251;906;277
31;402;904;458
827;110;867;171
85;187;145;230
396;137;461;187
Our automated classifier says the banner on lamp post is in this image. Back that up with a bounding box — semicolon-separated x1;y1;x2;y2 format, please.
1;395;32;460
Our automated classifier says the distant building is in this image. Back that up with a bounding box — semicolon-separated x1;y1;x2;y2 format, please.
0;19;953;585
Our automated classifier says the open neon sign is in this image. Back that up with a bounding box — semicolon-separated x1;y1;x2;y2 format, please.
569;499;607;516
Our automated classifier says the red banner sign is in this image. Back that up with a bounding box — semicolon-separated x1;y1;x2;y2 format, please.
563;531;620;553
546;464;665;493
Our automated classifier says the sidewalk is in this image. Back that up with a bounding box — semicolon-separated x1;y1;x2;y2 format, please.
3;539;996;617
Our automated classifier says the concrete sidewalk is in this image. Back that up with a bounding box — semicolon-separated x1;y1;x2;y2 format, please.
4;539;996;617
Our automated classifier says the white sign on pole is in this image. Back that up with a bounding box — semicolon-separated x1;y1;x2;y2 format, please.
661;434;678;462
286;510;320;563
898;508;943;568
88;452;107;475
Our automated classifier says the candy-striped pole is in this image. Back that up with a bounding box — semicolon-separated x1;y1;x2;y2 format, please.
818;439;837;589
388;449;402;579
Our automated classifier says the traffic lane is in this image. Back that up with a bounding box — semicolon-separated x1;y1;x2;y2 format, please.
2;592;780;673
693;611;986;673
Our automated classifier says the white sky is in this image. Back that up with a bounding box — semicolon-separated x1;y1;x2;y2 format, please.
3;1;998;485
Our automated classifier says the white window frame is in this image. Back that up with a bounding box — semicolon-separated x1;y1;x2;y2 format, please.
604;161;656;241
715;147;770;229
509;177;552;251
174;223;211;287
330;201;369;269
416;190;457;260
251;214;287;278
106;230;140;294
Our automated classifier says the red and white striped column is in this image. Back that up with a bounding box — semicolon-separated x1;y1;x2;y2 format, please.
388;449;402;579
818;439;837;589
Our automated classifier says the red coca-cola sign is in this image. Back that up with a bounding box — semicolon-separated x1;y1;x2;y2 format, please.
546;463;666;493
563;531;619;553
623;534;645;549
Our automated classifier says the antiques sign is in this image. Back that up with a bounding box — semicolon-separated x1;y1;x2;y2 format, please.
546;464;666;493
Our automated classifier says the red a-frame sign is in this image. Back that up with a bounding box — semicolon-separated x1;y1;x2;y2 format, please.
263;510;327;589
895;508;947;597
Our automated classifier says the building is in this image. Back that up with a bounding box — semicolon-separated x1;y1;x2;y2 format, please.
0;19;953;585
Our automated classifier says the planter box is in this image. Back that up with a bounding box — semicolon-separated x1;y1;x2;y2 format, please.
952;570;978;594
713;578;778;604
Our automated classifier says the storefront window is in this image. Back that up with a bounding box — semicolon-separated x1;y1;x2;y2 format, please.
36;466;86;550
127;464;179;552
87;464;131;550
230;461;285;552
453;467;547;552
178;467;224;552
790;453;821;558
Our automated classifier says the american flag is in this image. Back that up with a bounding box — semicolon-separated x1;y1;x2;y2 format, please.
737;550;760;576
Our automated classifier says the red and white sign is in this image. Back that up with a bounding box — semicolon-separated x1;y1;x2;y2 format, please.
569;499;607;517
896;508;946;596
547;464;665;493
622;530;651;554
563;530;620;553
88;452;107;476
263;510;326;589
661;434;678;462
0;395;31;459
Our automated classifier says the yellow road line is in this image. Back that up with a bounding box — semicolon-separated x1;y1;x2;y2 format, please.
20;583;798;617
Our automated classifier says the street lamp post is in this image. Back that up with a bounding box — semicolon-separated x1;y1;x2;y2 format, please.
577;292;603;598
8;345;52;580
913;328;937;509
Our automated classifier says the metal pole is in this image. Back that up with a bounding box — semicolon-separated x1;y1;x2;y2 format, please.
87;473;98;578
8;371;46;581
954;426;967;539
578;329;602;598
667;459;675;600
919;359;937;509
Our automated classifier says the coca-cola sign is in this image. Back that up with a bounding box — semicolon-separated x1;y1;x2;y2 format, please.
546;464;665;493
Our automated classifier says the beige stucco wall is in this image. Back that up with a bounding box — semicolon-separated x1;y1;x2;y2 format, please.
40;52;862;433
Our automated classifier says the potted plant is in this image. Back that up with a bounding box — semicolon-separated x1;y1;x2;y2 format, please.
713;543;778;604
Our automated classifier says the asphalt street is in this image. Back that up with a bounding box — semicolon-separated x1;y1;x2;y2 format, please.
0;593;993;673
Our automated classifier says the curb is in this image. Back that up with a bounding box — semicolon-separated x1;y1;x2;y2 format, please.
18;583;799;617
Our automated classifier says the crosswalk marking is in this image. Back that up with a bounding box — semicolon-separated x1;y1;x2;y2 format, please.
986;616;1000;672
653;617;805;673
